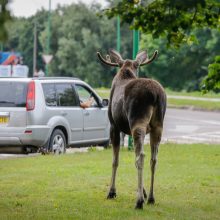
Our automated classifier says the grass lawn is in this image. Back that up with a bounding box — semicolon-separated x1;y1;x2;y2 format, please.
168;98;220;111
165;89;220;98
95;88;220;111
0;144;219;220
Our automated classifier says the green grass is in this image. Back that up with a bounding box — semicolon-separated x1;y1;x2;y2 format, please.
165;88;220;98
95;88;220;111
168;98;220;111
0;144;219;219
96;88;110;99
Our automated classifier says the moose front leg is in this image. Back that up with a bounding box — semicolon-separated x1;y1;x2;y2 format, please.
107;126;120;199
133;127;146;209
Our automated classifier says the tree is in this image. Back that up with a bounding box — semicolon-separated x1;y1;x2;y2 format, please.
0;0;12;42
38;2;133;87
139;29;220;91
106;0;220;47
105;0;220;91
202;56;220;92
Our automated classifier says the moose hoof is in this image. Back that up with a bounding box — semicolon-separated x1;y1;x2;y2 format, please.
135;199;144;209
107;189;116;199
147;197;155;205
143;188;147;199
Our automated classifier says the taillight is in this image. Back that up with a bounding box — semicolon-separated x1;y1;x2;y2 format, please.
26;81;35;111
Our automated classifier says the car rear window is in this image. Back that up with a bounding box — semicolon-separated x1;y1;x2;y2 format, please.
0;81;27;107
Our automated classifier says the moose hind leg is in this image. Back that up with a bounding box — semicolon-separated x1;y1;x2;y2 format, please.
132;126;146;209
107;126;120;199
148;127;162;204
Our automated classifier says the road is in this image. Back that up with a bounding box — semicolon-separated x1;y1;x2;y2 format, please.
123;108;220;145
0;108;220;159
162;108;220;144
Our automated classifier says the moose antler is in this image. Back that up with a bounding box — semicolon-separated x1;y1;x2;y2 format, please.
140;50;158;66
97;52;119;67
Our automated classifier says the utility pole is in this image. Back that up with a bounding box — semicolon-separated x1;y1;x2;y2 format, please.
132;30;139;61
128;30;139;150
46;0;51;76
128;0;141;150
117;16;120;52
33;20;37;76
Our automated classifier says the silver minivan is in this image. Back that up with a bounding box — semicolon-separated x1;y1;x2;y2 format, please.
0;77;110;153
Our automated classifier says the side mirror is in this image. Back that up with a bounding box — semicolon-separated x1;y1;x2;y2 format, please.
102;99;109;107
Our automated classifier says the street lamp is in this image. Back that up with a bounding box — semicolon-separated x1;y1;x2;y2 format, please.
116;1;141;150
46;0;51;76
117;15;120;52
128;0;141;150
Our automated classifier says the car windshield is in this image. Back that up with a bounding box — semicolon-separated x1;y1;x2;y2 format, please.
0;81;27;107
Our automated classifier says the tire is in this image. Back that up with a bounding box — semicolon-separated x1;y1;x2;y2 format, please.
49;129;66;154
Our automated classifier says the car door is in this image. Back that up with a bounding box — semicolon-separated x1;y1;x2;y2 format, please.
75;83;108;141
54;83;84;142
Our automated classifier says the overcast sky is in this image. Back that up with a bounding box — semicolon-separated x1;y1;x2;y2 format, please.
8;0;107;17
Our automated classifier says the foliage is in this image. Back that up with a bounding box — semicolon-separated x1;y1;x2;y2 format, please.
105;0;220;91
139;29;220;91
2;1;220;91
4;10;49;74
0;144;219;219
202;56;220;92
0;0;12;42
105;0;220;47
4;2;133;86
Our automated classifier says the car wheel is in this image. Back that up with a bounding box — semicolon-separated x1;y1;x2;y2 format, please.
49;129;66;154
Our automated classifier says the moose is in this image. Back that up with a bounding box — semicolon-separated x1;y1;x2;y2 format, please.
97;49;167;209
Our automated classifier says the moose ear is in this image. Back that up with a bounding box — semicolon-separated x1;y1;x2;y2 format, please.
135;50;148;65
109;49;123;64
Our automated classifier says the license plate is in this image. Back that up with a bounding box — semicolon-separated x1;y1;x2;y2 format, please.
0;117;9;124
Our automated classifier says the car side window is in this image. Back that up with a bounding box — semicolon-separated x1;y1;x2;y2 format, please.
75;84;98;107
55;83;78;107
42;83;57;106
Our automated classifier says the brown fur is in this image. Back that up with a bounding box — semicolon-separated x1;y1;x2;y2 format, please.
97;49;166;209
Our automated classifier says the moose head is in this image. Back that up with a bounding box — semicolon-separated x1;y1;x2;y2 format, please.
97;49;158;77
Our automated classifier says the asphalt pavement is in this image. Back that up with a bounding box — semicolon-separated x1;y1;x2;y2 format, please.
123;108;220;145
162;108;220;144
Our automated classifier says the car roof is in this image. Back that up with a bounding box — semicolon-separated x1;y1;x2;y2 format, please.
0;76;102;100
36;77;80;81
0;77;83;83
